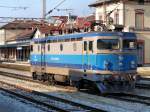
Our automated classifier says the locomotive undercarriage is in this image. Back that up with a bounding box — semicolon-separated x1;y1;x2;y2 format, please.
32;69;136;94
69;72;137;93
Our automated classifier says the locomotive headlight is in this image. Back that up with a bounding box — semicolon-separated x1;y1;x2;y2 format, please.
119;62;123;66
131;61;135;65
131;61;136;68
119;56;124;61
104;60;109;70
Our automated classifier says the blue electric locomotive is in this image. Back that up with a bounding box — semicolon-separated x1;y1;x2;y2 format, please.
30;31;137;93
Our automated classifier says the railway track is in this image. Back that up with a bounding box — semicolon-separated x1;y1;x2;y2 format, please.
139;76;150;81
0;70;75;90
107;93;150;106
83;88;150;107
136;83;150;89
0;71;43;84
136;77;150;89
0;84;56;112
0;71;106;112
1;70;150;110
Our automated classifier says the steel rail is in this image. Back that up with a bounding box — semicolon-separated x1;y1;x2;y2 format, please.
0;71;106;112
136;83;150;89
107;93;150;106
0;71;74;90
1;69;150;106
0;85;67;112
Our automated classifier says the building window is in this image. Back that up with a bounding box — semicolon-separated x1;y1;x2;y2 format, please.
89;41;93;51
48;44;50;51
135;9;144;29
60;44;63;51
114;12;119;25
84;41;87;51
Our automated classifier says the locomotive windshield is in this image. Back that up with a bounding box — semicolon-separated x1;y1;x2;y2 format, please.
97;39;119;50
123;39;136;49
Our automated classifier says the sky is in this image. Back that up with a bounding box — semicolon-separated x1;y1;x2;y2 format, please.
0;0;95;18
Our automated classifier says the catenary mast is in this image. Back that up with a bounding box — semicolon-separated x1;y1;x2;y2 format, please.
42;0;46;19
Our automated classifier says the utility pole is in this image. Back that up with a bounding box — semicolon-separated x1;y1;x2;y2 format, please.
42;0;46;19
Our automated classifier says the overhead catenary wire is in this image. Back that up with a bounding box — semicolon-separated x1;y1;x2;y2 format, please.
0;17;44;20
46;0;67;16
56;8;73;12
0;16;71;26
0;5;28;10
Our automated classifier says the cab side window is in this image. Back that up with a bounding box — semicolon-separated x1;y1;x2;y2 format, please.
89;41;93;51
73;43;77;51
48;44;50;51
84;41;87;51
60;44;63;51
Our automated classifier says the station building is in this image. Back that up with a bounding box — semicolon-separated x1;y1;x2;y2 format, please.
89;0;150;65
0;20;54;62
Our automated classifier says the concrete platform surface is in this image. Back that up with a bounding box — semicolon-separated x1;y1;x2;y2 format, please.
138;66;150;78
2;61;30;66
0;62;30;71
0;67;31;77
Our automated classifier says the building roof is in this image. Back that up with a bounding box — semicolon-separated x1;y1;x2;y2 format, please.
6;29;36;42
52;16;68;22
38;25;58;34
74;17;92;29
0;20;50;30
0;42;30;48
89;0;115;7
86;15;95;22
51;16;68;29
89;0;150;7
1;20;58;42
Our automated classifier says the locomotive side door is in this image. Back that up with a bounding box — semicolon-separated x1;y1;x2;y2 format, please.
137;40;144;66
83;41;94;70
40;43;46;73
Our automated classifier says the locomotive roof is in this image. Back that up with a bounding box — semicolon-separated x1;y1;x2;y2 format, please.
33;32;136;43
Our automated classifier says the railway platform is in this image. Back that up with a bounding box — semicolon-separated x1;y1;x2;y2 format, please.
0;61;150;78
0;61;30;71
0;67;31;77
0;62;31;77
138;64;150;78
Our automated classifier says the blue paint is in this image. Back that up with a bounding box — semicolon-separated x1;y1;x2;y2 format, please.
31;32;137;73
96;54;137;71
30;54;137;72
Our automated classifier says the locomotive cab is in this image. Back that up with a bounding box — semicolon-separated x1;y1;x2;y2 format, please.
94;34;137;93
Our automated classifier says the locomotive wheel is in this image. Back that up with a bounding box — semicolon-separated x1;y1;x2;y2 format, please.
38;75;43;81
72;81;82;90
32;73;37;80
48;75;56;85
42;74;48;82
